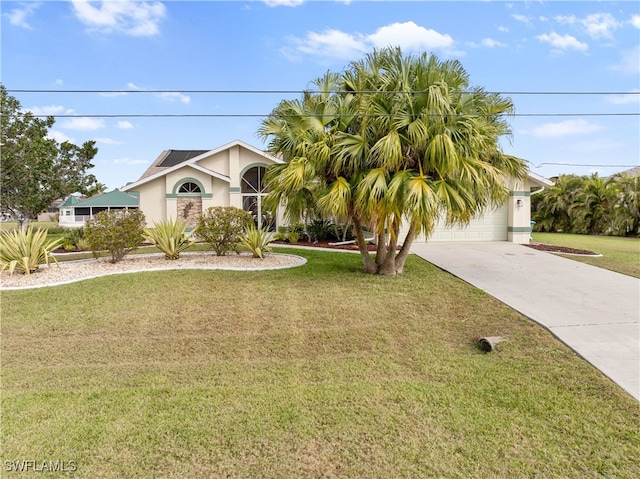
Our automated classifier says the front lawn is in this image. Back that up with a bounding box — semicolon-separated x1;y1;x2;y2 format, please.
532;232;640;278
1;249;638;478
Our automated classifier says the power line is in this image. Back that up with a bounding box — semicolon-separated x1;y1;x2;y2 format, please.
531;162;638;169
7;112;640;119
6;89;640;95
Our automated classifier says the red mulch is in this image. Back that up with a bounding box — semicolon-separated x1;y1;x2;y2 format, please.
272;240;379;251
524;243;599;256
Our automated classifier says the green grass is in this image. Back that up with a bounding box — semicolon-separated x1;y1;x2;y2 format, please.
1;248;638;478
533;232;640;278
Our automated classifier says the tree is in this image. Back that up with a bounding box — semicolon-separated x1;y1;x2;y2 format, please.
259;47;526;275
0;84;99;229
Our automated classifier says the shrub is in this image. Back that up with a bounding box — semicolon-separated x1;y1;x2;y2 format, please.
143;218;193;260
238;224;273;259
75;238;90;251
64;227;84;244
287;231;300;244
0;226;63;275
195;207;252;256
84;209;146;263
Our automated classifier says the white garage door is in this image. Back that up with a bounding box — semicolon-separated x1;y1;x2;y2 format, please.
410;203;508;243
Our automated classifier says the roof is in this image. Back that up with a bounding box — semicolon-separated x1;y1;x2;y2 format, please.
526;170;554;187
158;150;209;167
614;166;640;177
123;139;282;193
74;189;139;208
60;195;82;208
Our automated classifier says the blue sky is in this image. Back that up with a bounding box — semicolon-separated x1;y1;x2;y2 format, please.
2;0;639;190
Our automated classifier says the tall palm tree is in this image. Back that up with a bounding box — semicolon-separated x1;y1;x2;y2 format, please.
259;47;527;275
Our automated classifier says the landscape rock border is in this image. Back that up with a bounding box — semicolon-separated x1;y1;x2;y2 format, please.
0;252;307;291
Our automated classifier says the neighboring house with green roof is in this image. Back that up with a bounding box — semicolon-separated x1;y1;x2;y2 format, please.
59;189;140;228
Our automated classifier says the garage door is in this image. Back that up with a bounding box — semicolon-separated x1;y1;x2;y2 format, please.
410;203;508;243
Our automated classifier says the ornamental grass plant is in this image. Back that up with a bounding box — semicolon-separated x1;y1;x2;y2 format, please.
238;224;273;258
143;218;193;260
0;226;63;274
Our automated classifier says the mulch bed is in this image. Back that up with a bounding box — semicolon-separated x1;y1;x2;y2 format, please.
524;243;599;256
278;240;600;256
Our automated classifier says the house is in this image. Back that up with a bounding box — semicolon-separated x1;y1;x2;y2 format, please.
122;139;552;244
122;140;283;230
59;189;140;228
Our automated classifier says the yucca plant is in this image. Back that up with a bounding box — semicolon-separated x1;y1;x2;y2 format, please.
238;224;273;259
0;226;64;275
143;218;193;260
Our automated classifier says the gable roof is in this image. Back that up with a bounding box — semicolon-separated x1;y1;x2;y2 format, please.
123;140;282;192
74;189;139;208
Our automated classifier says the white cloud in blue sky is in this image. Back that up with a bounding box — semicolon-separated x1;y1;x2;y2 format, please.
4;2;41;29
523;119;605;138
70;0;166;36
2;1;638;189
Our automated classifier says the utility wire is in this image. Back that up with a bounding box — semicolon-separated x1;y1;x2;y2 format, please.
8;112;640;119
6;89;640;95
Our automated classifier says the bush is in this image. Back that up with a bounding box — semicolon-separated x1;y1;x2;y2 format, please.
238;224;273;259
63;227;84;246
143;218;193;260
287;231;300;244
0;226;63;275
84;209;146;263
195;207;252;256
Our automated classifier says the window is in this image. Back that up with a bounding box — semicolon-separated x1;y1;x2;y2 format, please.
178;182;201;194
241;166;274;230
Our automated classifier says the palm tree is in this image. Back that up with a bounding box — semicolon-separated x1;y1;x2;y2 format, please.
259;47;526;275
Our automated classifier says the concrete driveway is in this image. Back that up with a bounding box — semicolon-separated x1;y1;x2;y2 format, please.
411;241;640;401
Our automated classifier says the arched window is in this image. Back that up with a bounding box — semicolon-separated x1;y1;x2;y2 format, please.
241;166;274;230
178;182;201;194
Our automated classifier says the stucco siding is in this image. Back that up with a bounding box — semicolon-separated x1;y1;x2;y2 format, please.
134;179;166;225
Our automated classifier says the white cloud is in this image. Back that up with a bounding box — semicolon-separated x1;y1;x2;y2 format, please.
61;117;106;131
285;21;456;62
112;157;148;165
70;0;166;36
367;21;454;51
47;130;75;144
536;32;588;52
95;137;121;145
117;121;134;129
631;15;640;29
26;105;74;116
4;2;41;29
100;91;128;97
607;91;640;105
511;14;532;25
287;29;368;61
609;46;640;74
160;92;191;104
123;82;190;103
481;38;507;48
523;119;604;138
497;26;509;33
263;0;304;6
555;12;621;40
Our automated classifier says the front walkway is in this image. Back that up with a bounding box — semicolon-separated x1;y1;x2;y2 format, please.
411;241;640;401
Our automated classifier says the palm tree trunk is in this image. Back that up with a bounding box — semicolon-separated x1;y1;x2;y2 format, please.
377;227;399;275
354;217;377;274
394;223;417;274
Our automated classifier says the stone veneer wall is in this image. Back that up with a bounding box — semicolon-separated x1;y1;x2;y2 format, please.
177;198;202;227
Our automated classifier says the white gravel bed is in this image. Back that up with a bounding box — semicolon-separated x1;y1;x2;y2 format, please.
0;252;307;290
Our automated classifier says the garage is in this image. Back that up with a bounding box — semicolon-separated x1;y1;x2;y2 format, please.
424;203;508;242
